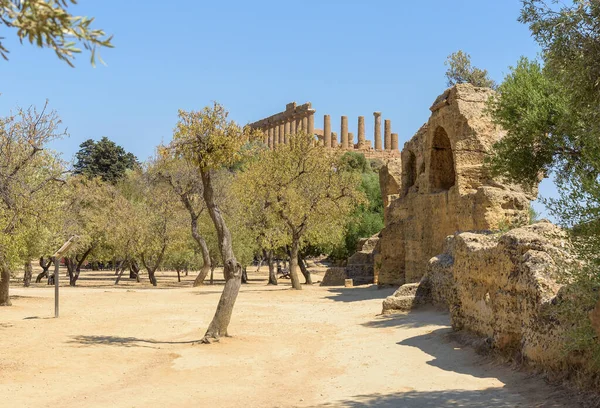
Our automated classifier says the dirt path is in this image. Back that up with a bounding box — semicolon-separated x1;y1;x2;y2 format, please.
1;269;576;407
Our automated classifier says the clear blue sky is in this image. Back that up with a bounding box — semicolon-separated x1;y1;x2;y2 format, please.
0;0;556;217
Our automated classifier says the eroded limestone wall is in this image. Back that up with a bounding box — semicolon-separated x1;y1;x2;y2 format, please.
377;84;536;286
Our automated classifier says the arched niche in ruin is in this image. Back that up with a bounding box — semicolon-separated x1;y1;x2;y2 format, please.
429;126;456;191
402;150;417;196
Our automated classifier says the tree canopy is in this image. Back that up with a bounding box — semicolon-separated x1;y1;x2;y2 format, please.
445;50;497;89
73;137;138;183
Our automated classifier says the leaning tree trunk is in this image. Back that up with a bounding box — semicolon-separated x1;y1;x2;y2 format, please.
23;260;33;287
114;260;128;285
265;250;277;285
288;238;302;290
176;268;181;283
298;255;313;285
200;169;242;343
148;270;157;286
0;260;11;306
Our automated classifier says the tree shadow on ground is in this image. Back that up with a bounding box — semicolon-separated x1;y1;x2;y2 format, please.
325;286;397;303
389;328;579;407
68;335;201;348
316;387;574;408
361;308;451;329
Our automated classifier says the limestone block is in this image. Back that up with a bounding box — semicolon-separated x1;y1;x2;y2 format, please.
320;267;347;286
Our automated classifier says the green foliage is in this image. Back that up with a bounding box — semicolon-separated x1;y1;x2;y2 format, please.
236;132;364;257
487;57;568;188
489;0;600;380
172;103;257;172
339;151;369;173
330;153;384;260
73;137;138;184
0;104;66;269
0;0;113;66
445;50;497;89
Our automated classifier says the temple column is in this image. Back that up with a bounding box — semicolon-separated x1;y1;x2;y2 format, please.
357;116;366;149
279;123;285;145
263;127;268;146
331;132;338;148
296;117;303;132
374;112;382;150
308;114;315;136
291;117;297;135
391;133;399;151
302;116;308;133
348;132;354;148
341;116;348;150
284;121;290;144
273;125;279;148
268;127;274;149
324;114;331;148
384;119;392;150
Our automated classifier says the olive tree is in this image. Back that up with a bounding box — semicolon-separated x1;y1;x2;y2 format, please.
445;50;497;89
0;104;66;305
171;102;256;343
236;132;364;290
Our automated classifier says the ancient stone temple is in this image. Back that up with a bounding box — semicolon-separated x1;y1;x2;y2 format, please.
376;84;536;286
248;102;400;160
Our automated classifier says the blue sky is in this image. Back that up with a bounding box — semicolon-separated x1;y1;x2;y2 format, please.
0;0;556;217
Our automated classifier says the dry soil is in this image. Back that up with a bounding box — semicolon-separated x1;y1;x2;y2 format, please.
1;267;579;407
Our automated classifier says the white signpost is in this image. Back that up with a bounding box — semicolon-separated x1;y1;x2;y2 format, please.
52;236;79;318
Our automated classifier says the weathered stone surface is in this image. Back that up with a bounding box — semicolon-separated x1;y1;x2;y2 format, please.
377;84;536;286
320;267;347;286
385;221;574;368
382;282;430;313
345;233;380;285
378;158;402;213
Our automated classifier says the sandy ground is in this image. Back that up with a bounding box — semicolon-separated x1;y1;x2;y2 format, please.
1;267;579;408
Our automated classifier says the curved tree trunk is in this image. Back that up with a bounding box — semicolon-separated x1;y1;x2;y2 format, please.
0;260;11;306
288;238;302;290
298;255;313;285
23;260;33;287
114;259;128;285
48;257;57;285
200;170;241;343
66;246;93;286
36;257;53;284
176;268;181;283
148;270;157;286
130;260;141;282
141;251;164;287
265;250;277;285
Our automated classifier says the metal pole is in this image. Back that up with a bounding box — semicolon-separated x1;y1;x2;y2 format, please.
52;235;78;319
54;258;59;318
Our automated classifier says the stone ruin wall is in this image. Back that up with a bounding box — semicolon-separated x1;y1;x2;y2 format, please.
376;84;536;286
248;102;400;159
383;221;600;384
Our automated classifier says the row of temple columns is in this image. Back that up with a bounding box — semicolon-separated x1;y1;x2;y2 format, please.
323;113;399;151
264;113;315;149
